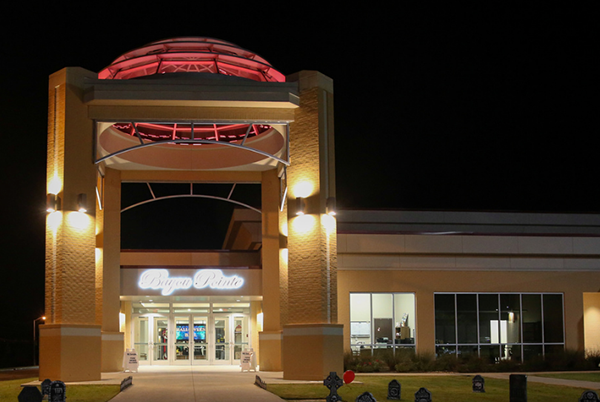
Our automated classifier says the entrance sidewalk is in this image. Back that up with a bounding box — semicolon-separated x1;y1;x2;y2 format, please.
23;366;286;402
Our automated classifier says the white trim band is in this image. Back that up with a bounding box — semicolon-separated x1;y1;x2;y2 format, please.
102;334;125;341
283;327;343;337
259;333;282;341
41;327;101;337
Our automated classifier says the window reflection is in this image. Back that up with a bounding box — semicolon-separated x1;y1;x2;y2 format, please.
434;293;564;362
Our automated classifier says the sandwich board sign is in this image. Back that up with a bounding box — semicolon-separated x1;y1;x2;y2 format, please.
123;348;139;372
241;348;257;372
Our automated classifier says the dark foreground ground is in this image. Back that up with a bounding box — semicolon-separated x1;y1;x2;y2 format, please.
0;368;38;381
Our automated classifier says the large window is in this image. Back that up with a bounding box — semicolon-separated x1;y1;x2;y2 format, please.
435;293;564;361
350;293;416;356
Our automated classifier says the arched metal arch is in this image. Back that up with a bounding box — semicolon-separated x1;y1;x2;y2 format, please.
95;122;291;166
120;183;261;214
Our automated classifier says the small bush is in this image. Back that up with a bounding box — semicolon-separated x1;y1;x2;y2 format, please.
586;349;600;368
345;352;392;372
433;353;461;372
349;347;600;373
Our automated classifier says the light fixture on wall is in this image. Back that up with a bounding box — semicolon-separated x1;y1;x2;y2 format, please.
326;197;336;216
296;197;306;215
77;193;87;213
46;194;61;213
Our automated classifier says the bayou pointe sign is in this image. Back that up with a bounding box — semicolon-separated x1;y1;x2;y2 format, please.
139;269;244;295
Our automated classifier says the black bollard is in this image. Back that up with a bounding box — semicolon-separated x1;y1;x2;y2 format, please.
509;374;527;402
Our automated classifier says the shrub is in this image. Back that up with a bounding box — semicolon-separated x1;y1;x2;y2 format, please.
411;352;436;372
586;349;600;369
433;353;461;372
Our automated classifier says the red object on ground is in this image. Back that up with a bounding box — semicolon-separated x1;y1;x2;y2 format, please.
343;370;355;384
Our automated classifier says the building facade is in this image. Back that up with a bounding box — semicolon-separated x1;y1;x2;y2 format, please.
42;38;339;381
337;210;600;362
42;38;600;382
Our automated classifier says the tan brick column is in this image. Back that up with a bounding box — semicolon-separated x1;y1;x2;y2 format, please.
41;68;102;381
98;168;124;371
282;71;342;380
259;169;284;370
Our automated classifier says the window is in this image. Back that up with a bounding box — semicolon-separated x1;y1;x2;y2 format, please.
435;293;564;362
350;293;416;357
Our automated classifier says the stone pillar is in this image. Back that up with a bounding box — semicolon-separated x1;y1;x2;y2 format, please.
282;71;342;380
40;68;102;381
259;169;284;370
99;168;124;371
416;290;436;356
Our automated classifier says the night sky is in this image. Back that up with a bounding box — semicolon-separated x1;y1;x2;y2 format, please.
0;5;595;360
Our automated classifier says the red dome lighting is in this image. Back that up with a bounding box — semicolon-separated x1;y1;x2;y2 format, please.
98;37;285;82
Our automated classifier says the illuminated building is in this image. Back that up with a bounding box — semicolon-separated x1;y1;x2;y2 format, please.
42;37;600;381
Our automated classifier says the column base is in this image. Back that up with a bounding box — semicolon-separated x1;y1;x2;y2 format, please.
282;323;343;380
259;330;282;371
39;324;101;382
101;331;124;372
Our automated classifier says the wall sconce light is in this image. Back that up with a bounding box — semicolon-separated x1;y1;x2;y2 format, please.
77;193;87;213
296;197;306;215
46;194;61;213
326;197;336;216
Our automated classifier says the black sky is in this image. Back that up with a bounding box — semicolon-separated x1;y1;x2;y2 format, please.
0;5;595;350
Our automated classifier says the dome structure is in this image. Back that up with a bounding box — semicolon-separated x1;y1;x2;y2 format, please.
98;37;285;82
94;38;290;171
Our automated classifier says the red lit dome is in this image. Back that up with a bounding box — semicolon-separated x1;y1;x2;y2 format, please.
98;37;284;82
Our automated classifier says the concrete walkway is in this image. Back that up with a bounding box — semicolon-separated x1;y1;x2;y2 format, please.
23;366;287;402
485;372;600;390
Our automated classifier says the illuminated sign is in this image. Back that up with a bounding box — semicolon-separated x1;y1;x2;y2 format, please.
138;269;244;295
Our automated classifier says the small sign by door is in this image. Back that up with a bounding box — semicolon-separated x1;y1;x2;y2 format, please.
123;348;139;372
241;348;257;372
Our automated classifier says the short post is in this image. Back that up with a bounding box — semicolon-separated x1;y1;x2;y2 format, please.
509;374;527;402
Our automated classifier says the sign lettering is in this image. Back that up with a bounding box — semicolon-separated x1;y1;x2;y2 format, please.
138;269;244;295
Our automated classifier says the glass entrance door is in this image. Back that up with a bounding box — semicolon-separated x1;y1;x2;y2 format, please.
174;316;191;362
233;316;249;363
131;306;251;365
133;316;149;362
193;316;208;363
153;316;169;363
214;316;230;363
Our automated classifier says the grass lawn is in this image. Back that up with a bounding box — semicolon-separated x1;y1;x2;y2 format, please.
535;372;600;382
0;378;120;402
267;375;590;402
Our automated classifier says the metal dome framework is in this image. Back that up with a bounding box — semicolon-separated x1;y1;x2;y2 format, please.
94;38;291;215
98;37;285;82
